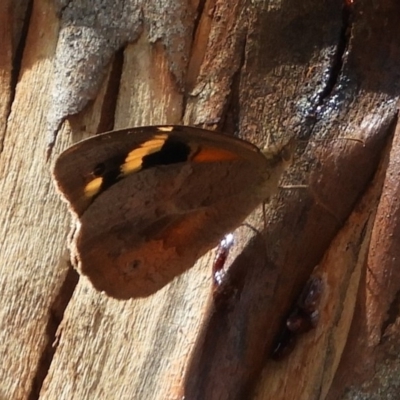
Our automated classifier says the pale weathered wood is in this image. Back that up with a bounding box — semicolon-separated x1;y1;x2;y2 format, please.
0;1;67;399
1;0;400;399
0;0;15;150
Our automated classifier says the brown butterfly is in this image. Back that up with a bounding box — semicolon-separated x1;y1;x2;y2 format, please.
53;125;294;299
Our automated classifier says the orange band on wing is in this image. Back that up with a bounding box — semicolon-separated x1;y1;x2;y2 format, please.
84;177;103;198
192;146;239;162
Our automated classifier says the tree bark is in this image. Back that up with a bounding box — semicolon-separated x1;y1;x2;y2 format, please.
1;0;400;399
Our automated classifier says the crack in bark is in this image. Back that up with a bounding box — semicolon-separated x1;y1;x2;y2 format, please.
1;0;34;153
193;0;208;42
97;48;124;133
380;289;400;344
222;25;247;134
27;267;79;400
316;0;354;107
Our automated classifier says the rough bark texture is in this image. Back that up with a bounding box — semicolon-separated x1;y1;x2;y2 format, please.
1;0;400;399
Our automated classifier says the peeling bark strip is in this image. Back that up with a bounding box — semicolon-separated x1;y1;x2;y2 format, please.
2;0;400;399
47;0;196;148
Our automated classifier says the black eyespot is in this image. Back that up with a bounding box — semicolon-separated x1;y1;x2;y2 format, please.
91;154;126;192
93;163;106;176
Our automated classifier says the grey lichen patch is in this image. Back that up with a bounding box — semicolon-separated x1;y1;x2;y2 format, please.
48;1;142;147
48;0;195;148
341;349;400;400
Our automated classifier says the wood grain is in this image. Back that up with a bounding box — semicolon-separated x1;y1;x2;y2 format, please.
1;0;400;399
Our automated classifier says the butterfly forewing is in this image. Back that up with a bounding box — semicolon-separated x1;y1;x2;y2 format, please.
53;126;266;216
